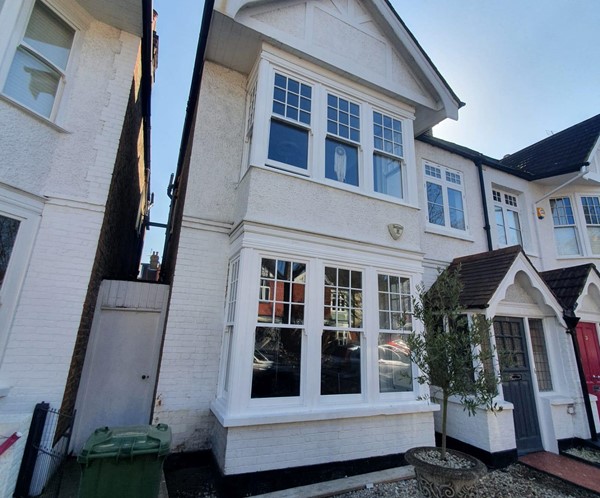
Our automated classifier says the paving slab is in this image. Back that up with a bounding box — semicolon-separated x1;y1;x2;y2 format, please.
520;451;600;495
251;465;415;498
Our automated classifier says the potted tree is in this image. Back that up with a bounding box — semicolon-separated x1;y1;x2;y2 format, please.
405;266;500;497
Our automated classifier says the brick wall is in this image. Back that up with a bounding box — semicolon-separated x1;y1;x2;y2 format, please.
214;413;435;475
59;46;147;421
153;224;230;451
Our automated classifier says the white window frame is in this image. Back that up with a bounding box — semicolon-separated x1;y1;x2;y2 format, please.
423;161;468;233
0;184;43;366
492;188;523;248
579;194;600;255
0;0;81;124
215;243;421;422
243;48;418;206
549;196;582;257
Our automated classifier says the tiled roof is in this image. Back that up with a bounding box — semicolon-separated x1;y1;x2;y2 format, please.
443;246;524;309
540;264;599;311
500;114;600;179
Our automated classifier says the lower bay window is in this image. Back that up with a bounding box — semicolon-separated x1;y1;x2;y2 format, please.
221;251;417;417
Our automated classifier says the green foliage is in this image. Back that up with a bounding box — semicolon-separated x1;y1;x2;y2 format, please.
407;265;500;458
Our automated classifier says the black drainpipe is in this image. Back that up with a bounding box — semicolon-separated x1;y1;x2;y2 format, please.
475;157;493;251
564;311;598;441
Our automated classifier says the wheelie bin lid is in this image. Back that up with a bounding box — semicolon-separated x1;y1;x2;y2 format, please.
78;424;171;463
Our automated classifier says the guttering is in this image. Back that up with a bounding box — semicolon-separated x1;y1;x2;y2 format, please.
535;165;590;204
161;0;215;272
475;157;493;251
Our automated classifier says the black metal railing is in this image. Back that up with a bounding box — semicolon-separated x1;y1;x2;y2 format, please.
14;403;75;498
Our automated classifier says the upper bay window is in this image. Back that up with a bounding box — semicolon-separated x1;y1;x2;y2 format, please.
2;1;75;120
247;56;416;204
425;163;466;231
373;112;403;199
493;189;522;247
267;73;312;170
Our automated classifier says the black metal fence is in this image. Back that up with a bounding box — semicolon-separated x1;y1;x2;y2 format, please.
14;403;75;498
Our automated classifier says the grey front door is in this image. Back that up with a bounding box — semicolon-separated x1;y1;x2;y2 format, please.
494;317;543;454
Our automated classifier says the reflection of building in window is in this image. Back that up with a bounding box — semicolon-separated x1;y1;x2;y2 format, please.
0;215;21;288
425;163;466;231
581;196;600;254
550;197;580;256
2;1;75;119
493;189;523;247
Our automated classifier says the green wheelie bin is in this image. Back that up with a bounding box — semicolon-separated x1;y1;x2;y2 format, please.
78;424;171;498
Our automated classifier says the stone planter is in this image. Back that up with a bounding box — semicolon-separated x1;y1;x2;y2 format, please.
405;446;487;498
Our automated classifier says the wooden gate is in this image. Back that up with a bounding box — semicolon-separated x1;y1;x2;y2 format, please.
70;280;169;452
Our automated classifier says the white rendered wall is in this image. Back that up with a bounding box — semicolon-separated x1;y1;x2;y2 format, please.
0;3;141;493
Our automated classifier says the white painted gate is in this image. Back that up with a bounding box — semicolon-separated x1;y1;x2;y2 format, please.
71;280;169;452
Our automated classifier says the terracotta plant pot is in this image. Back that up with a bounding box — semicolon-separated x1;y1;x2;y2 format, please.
405;446;487;498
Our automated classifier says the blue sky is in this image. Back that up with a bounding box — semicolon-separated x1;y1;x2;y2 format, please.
142;0;600;264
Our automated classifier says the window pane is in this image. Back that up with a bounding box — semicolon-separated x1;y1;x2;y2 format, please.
3;47;59;117
373;154;402;198
550;197;575;226
378;333;412;392
582;196;600;225
0;215;21;288
327;94;360;142
252;327;302;398
529;319;552;392
373;112;402;158
25;2;74;70
495;206;507;245
325;138;359;186
272;73;311;125
554;227;580;256
426;182;444;226
587;227;600;254
448;188;465;230
506;210;522;246
268;120;309;170
321;330;361;394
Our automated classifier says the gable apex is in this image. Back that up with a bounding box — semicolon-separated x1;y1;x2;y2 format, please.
213;0;462;134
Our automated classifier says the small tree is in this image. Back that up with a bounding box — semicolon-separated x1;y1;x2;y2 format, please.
407;266;499;460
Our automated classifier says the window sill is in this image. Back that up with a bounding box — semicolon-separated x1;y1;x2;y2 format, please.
0;93;70;133
425;224;474;242
211;397;438;428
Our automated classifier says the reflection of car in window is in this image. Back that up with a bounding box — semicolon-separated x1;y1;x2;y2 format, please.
378;341;412;392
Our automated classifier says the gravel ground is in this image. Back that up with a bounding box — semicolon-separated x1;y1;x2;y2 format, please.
331;464;599;498
165;462;599;498
564;447;600;465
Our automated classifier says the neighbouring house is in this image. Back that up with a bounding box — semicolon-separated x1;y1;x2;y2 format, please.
0;0;157;495
154;0;599;483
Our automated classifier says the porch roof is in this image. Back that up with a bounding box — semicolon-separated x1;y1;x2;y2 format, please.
540;264;600;311
444;246;532;309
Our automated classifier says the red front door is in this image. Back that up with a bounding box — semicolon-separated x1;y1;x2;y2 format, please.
576;322;600;417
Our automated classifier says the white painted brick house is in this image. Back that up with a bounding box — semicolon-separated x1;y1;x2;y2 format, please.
157;0;600;481
0;0;155;494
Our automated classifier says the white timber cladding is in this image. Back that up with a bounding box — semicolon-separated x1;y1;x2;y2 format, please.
210;223;434;428
244;46;419;207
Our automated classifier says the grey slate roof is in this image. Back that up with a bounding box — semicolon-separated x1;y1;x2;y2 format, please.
540;264;600;311
499;113;600;179
444;246;525;309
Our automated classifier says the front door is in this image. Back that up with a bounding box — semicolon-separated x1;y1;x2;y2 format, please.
576;322;600;418
494;317;543;454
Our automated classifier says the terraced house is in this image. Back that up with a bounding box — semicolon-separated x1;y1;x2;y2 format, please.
154;0;600;478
